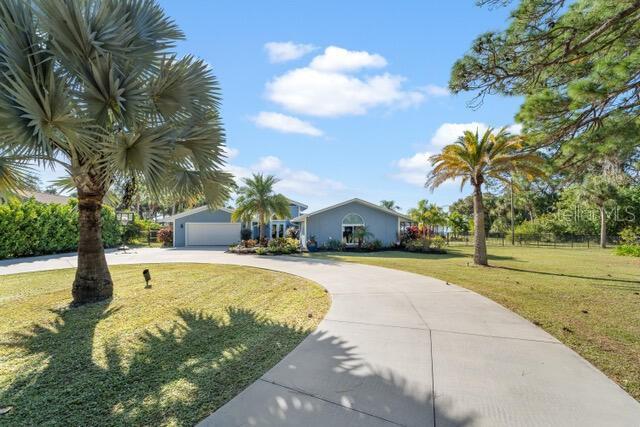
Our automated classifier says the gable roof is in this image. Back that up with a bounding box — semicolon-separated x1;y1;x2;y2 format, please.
287;198;308;210
166;205;234;222
291;198;411;222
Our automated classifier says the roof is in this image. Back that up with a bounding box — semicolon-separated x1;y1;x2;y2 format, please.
20;191;70;204
286;198;308;210
165;205;234;222
290;198;411;222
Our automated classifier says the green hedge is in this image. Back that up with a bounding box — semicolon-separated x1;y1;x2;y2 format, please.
0;198;121;259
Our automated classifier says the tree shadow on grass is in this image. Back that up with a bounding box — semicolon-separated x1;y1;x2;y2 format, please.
496;265;640;289
0;303;477;426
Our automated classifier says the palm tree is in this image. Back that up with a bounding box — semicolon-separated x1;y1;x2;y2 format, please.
0;1;234;305
407;199;430;235
232;174;290;242
353;225;374;248
380;200;400;211
580;175;619;248
0;149;36;199
427;128;544;265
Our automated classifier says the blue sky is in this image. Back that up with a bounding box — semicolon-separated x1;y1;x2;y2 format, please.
38;1;522;212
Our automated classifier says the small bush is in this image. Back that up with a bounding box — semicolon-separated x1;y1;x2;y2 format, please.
325;238;344;251
240;228;252;241
156;226;173;247
267;237;300;254
365;239;383;251
285;226;299;239
404;237;446;253
615;244;640;257
431;235;446;249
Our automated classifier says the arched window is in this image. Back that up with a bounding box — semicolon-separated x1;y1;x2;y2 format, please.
342;213;364;225
342;213;364;244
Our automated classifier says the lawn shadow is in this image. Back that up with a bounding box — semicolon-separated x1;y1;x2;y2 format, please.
0;303;477;426
496;265;640;289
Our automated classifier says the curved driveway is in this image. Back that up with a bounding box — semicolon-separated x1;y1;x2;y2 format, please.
1;247;639;426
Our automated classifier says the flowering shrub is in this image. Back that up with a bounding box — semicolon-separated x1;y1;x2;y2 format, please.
156;226;173;247
400;225;420;243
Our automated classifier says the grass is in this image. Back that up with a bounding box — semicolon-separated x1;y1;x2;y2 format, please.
310;246;640;400
0;264;329;426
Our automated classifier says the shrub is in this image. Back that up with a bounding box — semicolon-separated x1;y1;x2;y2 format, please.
266;237;300;254
616;226;640;257
400;225;420;244
431;235;446;249
285;226;299;239
615;245;640;257
240;227;252;241
255;247;269;255
325;238;344;251
365;239;383;251
156;226;173;247
404;236;446;253
0;198;120;259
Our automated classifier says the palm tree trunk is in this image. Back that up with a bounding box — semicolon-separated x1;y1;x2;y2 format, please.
72;189;113;305
599;205;607;248
473;183;488;266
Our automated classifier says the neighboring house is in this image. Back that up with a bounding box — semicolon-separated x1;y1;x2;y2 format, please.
168;199;308;247
0;191;71;205
291;198;412;248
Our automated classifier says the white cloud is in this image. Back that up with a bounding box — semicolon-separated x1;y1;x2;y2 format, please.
422;84;450;97
309;46;387;72
227;155;345;198
430;122;489;147
506;123;523;134
267;68;424;117
264;45;427;118
222;146;239;159
264;41;316;63
391;151;433;186
252;111;323;136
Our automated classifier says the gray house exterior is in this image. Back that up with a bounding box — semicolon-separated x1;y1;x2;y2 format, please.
291;198;411;248
170;207;239;247
169;199;307;247
248;199;307;239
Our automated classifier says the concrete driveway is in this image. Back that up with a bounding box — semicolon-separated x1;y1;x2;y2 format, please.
1;247;639;426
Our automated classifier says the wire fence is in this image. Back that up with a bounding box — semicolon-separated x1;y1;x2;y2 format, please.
444;232;617;248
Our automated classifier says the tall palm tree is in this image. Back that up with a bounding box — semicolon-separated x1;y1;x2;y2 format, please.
232;174;290;242
427;128;544;265
380;200;400;211
580;175;619;248
0;1;234;304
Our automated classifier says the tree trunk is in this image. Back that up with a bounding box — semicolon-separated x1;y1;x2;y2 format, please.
599;206;607;248
473;183;488;266
510;178;515;246
72;190;113;305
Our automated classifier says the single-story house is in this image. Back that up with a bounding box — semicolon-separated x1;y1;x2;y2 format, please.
291;198;412;248
168;199;308;247
0;190;71;205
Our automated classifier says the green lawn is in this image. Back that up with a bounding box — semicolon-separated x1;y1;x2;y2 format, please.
310;247;640;400
0;264;329;426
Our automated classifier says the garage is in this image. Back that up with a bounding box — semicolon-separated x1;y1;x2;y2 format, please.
185;222;241;246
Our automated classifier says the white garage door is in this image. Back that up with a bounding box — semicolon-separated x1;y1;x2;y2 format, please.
185;222;241;246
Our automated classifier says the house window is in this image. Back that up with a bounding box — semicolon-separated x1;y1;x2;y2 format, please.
271;221;285;238
342;213;364;245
